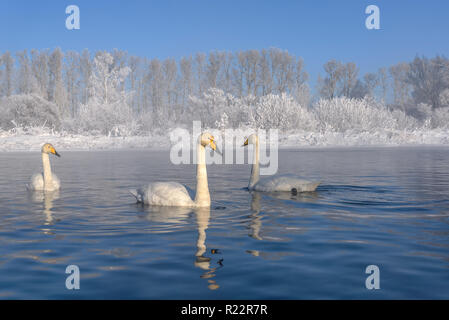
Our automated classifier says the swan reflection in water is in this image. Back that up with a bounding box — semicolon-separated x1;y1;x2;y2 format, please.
142;206;222;290
249;192;263;241
29;190;60;235
246;190;319;256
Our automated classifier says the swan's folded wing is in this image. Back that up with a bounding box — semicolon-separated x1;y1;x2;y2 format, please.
132;182;195;206
28;173;44;191
52;174;61;190
255;175;320;192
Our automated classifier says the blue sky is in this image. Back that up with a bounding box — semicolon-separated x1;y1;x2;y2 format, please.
1;0;448;84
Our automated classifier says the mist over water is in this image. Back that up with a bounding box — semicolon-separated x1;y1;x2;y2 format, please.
0;148;448;299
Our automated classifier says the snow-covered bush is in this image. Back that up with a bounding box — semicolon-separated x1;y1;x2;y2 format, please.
390;109;420;130
430;107;449;129
188;89;316;131
313;97;414;132
0;94;61;130
188;88;230;128
439;89;449;108
136;112;155;133
252;93;317;130
75;100;136;135
230;94;257;128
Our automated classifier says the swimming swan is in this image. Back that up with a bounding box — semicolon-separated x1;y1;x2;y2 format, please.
27;143;61;192
243;134;320;193
130;133;220;207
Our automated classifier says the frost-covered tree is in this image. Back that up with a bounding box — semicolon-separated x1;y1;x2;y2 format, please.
377;67;388;102
319;60;343;99
407;55;449;109
194;53;206;97
350;79;369;99
31;49;49;99
313;96;416;132
206;51;222;89
1;51;14;97
430;104;449;128
79;49;92;105
440;88;449;108
87;51;130;105
64;50;81;117
128;55;142;113
76;51;133;135
2;47;449;138
258;49;272;96
163;57;178;119
271;48;296;95
147;58;163;122
363;73;378;97
340;62;359;97
16;50;33;95
389;62;411;110
179;55;193;109
48;48;66;115
219;52;233;94
292;58;310;106
243;50;260;96
188;88;230;128
253;93;316;130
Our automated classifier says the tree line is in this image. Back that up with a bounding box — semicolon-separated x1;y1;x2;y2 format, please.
0;48;448;134
317;56;449;114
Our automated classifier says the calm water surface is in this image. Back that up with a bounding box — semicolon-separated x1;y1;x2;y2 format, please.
0;148;448;299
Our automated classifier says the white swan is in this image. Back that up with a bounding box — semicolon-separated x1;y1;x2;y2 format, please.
130;132;220;207
243;134;320;193
27;143;61;192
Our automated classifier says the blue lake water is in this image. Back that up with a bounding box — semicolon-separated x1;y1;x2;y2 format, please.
0;147;448;299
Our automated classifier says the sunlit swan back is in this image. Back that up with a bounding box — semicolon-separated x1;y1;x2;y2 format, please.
130;132;220;207
243;134;320;192
27;143;61;192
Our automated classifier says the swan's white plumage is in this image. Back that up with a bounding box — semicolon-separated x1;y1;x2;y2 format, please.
130;132;218;207
28;173;61;191
244;134;320;193
27;143;61;192
131;182;195;207
252;174;320;192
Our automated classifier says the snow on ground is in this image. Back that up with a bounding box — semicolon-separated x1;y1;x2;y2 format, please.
279;129;449;147
2;128;449;152
0;131;168;152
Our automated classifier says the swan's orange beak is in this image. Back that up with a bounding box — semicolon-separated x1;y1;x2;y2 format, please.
51;147;61;157
209;139;222;156
242;138;249;147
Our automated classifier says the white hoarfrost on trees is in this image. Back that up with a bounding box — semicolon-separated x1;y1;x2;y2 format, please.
313;97;417;132
188;88;316;131
431;107;449;129
76;52;135;136
253;93;317;130
0;94;61;131
188;88;236;128
1;48;449;149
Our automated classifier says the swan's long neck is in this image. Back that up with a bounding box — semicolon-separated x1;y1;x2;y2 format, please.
194;143;211;207
42;152;54;188
249;139;260;189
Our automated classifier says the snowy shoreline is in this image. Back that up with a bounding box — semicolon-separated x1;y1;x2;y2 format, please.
2;128;449;152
